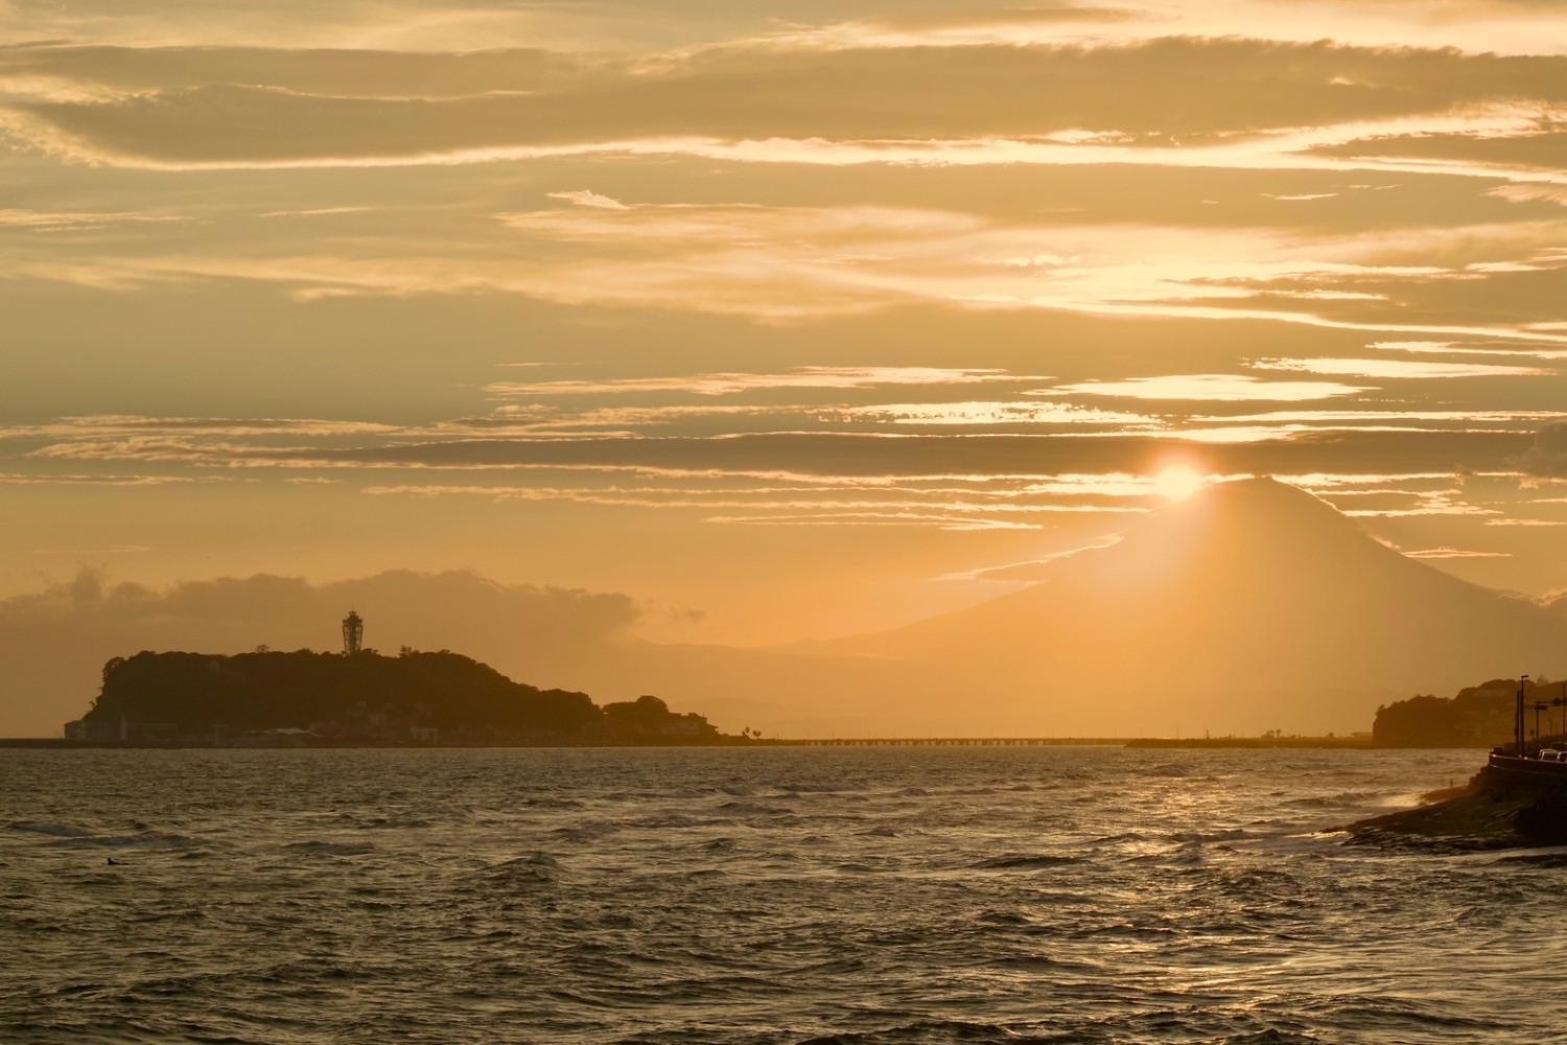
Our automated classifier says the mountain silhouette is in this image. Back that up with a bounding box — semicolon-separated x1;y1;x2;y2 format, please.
815;477;1565;734
554;478;1566;737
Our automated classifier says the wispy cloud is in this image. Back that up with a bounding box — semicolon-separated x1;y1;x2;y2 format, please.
829;401;1153;427
700;512;1044;532
258;206;375;218
0;208;183;231
1491;184;1567;207
1369;339;1567;361
486;367;1047;398
545;189;630;211
938;535;1126;582
0;471;201;487
1252;356;1550;379
9;36;1567;182
1193;408;1567;425
1047;374;1370;401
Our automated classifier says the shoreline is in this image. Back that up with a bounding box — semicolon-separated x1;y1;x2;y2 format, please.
1346;757;1567;852
0;736;1481;750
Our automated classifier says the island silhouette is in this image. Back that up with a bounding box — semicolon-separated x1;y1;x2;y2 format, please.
64;644;730;746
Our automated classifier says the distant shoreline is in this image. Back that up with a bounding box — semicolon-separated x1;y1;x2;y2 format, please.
0;736;1485;750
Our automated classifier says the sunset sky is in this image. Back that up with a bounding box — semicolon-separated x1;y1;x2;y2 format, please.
3;0;1567;659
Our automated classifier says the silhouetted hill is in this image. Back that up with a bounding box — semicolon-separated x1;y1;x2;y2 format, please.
1373;677;1567;748
68;649;725;745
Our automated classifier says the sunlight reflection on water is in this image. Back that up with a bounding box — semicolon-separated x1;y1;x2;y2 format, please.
0;746;1556;1043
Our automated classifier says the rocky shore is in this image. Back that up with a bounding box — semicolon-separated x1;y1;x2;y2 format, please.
1347;772;1567;852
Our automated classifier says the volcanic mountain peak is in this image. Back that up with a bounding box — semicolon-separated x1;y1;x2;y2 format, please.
552;474;1563;737
841;473;1562;701
1193;474;1348;523
1025;475;1399;604
1116;475;1377;560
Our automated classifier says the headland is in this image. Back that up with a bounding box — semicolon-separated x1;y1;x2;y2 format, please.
1347;674;1567;850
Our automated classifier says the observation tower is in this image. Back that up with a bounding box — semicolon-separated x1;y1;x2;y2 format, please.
342;611;364;655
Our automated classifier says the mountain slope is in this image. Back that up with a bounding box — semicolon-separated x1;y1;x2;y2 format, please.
555;478;1565;737
807;477;1566;734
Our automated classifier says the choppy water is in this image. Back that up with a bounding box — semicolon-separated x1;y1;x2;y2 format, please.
1;746;1562;1043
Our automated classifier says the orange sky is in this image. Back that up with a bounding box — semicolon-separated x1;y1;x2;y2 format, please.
1;0;1565;673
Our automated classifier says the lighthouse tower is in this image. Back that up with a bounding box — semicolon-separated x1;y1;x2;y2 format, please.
342;610;364;656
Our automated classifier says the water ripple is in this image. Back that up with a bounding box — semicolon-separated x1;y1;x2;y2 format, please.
0;746;1553;1043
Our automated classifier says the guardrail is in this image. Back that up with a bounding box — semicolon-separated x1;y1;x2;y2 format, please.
1486;753;1567;781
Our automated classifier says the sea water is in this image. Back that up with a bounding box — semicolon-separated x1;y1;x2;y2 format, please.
1;746;1560;1043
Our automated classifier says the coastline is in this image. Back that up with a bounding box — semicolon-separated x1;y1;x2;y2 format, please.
0;736;1479;750
1346;757;1567;852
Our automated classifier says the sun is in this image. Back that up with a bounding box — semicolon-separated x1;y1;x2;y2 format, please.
1153;465;1207;502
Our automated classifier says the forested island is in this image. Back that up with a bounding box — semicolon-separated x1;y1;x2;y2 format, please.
62;649;734;746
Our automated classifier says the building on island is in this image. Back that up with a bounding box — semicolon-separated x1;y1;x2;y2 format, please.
342;610;364;656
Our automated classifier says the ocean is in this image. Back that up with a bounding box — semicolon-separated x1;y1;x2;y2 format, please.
1;746;1559;1043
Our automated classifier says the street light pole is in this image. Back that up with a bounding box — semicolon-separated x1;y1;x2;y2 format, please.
1518;675;1530;757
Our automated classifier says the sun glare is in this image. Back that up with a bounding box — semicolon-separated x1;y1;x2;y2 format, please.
1153;465;1207;501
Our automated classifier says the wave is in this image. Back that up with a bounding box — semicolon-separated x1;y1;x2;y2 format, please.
281;840;376;856
987;954;1103;973
970;853;1084;870
632;813;704;829
521;796;584;810
797;1018;1027;1044
464;853;562;890
1170;828;1256;844
59;830;203;850
976;910;1030;925
1284;790;1384;809
714;800;795;817
6;820;93;838
350;816;434;830
1495;851;1567;868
